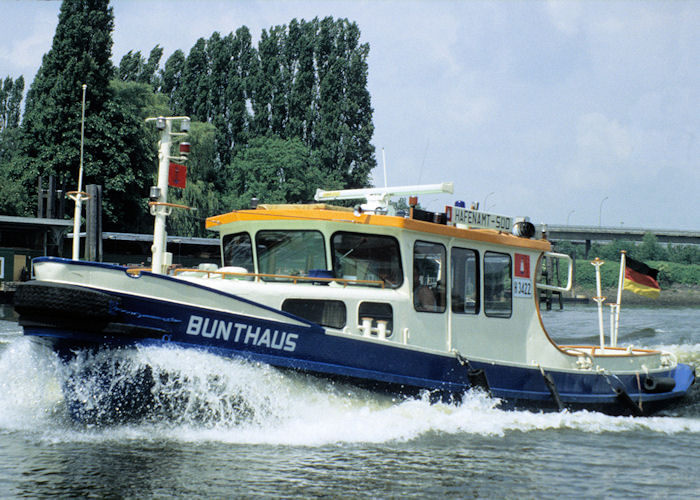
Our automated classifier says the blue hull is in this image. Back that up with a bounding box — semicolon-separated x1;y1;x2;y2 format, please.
14;262;695;421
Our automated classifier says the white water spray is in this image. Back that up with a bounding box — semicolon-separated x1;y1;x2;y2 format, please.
1;334;699;445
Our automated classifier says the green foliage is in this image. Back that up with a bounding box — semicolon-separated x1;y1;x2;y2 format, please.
98;79;172;232
0;146;34;216
554;232;700;266
168;121;221;237
666;243;700;265
117;46;163;88
554;233;700;290
164;17;375;192
19;0;115;216
1;6;378;237
575;259;700;290
637;232;668;261
655;262;700;286
224;136;339;209
0;75;24;131
574;259;624;290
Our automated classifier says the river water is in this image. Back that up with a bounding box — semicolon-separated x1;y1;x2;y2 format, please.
1;303;698;498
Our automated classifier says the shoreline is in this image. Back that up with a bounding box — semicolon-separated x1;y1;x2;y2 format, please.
572;284;700;307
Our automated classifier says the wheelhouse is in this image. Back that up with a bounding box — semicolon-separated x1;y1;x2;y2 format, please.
203;203;559;362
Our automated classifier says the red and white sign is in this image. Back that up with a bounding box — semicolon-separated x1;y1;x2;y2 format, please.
514;253;530;278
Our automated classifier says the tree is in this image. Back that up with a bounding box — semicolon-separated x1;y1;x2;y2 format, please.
312;18;375;188
20;0;115;216
637;232;668;261
117;45;163;87
251;25;285;136
250;17;376;189
0;75;28;216
0;76;24;132
224;136;337;210
103;79;170;232
160;49;185;104
173;38;210;120
168;121;222;237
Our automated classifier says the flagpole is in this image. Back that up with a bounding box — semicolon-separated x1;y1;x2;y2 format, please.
69;84;89;260
614;251;626;347
591;258;606;352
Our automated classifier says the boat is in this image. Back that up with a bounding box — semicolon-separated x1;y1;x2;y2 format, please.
13;117;695;421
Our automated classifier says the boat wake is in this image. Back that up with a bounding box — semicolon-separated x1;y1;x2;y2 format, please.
1;336;699;445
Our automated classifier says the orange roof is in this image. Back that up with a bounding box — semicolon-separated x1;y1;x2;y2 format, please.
206;205;551;251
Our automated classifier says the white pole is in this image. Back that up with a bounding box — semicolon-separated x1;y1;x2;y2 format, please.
151;118;171;274
71;84;87;260
608;303;616;348
591;258;606;352
613;251;626;347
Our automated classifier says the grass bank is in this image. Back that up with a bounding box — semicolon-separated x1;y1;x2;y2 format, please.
569;259;700;306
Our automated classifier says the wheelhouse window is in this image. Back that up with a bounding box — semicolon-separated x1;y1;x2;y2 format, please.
484;252;512;318
256;230;326;281
413;241;446;312
282;299;346;329
451;247;479;314
222;232;254;272
331;232;403;288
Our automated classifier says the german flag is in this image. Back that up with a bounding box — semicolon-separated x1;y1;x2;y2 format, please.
624;256;660;298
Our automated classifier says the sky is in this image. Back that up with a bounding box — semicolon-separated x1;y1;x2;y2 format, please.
1;0;698;230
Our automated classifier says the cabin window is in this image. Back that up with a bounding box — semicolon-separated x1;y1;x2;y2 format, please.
282;299;346;329
222;232;254;272
331;232;403;288
413;241;446;313
484;252;512;318
256;230;326;281
358;302;393;337
451;247;479;314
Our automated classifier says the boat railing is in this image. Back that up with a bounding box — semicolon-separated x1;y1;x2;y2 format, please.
560;344;659;357
536;251;573;292
164;267;388;288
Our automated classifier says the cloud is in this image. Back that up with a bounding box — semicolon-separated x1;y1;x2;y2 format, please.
544;0;583;36
0;10;57;76
576;112;632;162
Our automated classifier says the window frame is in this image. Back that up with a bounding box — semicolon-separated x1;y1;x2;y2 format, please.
483;251;512;318
222;231;254;272
255;229;327;281
413;240;447;313
330;231;404;288
450;247;480;315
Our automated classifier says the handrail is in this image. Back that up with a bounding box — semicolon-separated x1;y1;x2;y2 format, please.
172;268;387;288
536;251;573;292
148;201;195;211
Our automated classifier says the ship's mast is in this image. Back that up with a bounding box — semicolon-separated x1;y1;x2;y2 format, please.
145;116;190;274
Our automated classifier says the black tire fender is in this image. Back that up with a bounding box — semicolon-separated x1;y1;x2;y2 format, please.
13;281;120;320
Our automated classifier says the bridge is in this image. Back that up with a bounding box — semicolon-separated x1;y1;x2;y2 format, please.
539;225;700;256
